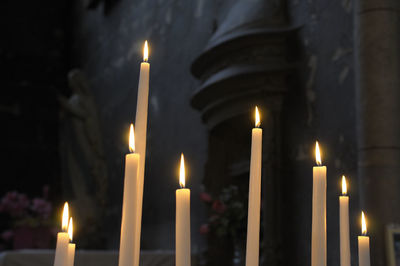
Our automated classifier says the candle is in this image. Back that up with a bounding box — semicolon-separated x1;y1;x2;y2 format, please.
358;211;370;266
312;141;327;266
119;124;140;266
66;218;76;266
176;154;191;266
133;40;150;266
339;176;350;266
245;107;262;266
54;202;69;266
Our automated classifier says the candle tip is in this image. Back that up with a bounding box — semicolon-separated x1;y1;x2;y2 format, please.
315;141;322;165
255;106;260;127
143;40;149;62
68;217;73;242
129;124;135;153
179;153;185;188
361;211;367;235
62;202;69;232
342;175;347;195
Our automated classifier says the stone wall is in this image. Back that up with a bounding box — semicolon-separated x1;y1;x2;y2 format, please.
71;0;358;264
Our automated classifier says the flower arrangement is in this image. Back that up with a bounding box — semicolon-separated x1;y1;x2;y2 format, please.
0;186;55;250
199;185;247;242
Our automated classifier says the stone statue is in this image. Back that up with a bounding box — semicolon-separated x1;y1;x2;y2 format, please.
59;69;108;247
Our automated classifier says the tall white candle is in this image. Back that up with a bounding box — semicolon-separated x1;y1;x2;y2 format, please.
54;202;70;266
119;124;140;266
312;141;327;266
339;176;350;266
245;107;262;266
176;154;191;266
66;218;76;266
358;211;371;266
133;40;150;266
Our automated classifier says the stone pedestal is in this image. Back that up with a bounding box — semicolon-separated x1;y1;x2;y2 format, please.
355;0;400;265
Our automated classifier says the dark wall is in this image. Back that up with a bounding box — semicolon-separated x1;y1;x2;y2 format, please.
0;0;69;198
283;0;358;265
71;0;359;265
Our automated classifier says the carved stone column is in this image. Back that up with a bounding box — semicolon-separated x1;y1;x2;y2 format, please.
191;1;298;265
354;0;400;265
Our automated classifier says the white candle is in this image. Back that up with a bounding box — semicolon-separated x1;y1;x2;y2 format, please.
119;124;140;266
312;141;327;266
176;154;191;266
66;218;75;266
133;40;150;266
358;211;371;266
54;202;69;266
245;107;262;266
339;176;350;266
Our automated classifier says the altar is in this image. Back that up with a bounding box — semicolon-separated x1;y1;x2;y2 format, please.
0;250;180;266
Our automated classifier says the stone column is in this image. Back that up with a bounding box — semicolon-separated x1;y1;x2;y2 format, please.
354;0;400;265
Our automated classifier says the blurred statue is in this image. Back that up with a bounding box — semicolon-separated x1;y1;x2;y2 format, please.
59;69;108;247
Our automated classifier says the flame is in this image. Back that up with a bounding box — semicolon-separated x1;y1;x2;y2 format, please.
68;217;73;242
129;124;135;153
62;202;69;232
315;141;322;166
255;106;260;127
143;41;149;62
342;175;347;195
361;211;367;235
179;153;185;188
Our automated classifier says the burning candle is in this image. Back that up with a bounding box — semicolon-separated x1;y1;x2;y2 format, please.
54;202;69;266
119;124;140;266
339;176;350;266
245;107;262;266
133;40;150;266
358;211;370;266
67;218;75;266
176;154;191;266
312;141;327;266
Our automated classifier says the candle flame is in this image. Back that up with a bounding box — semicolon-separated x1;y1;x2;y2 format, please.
62;202;69;232
143;41;149;62
68;217;73;242
179;153;185;188
315;141;322;166
342;175;347;195
361;211;367;235
255;106;260;127
129;124;135;153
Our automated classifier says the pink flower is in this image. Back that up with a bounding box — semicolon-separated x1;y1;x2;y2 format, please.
1;230;14;241
199;224;209;235
200;192;212;203
212;200;227;214
31;198;52;219
0;191;30;217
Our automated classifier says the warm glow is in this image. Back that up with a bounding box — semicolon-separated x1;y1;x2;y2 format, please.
342;175;347;195
179;153;185;188
129;124;135;153
255;106;260;127
143;41;149;62
62;202;69;232
315;141;322;166
68;217;73;242
361;211;367;235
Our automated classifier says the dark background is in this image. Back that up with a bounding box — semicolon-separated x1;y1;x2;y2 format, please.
0;0;360;265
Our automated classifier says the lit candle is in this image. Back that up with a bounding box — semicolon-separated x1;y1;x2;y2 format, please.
339;176;350;266
133;40;150;266
119;124;140;266
358;211;370;266
245;107;262;266
66;218;76;266
176;154;191;266
54;202;69;266
312;141;327;266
